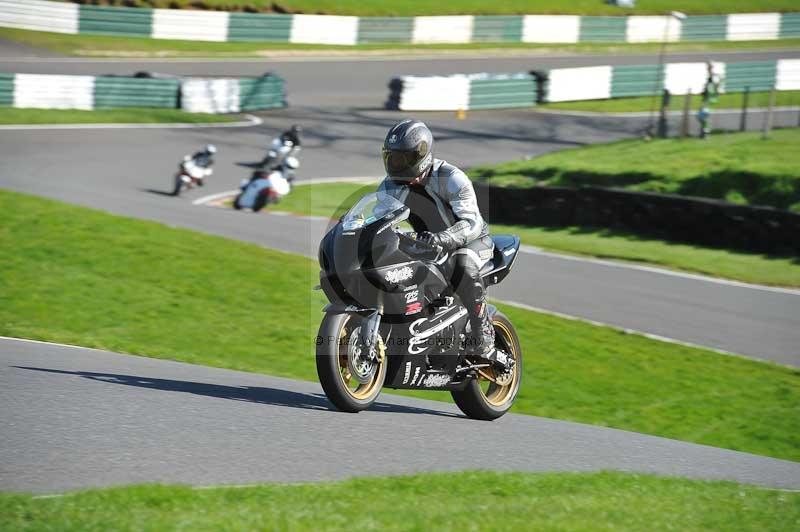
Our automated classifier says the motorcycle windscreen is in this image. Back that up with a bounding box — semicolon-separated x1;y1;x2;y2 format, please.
267;172;290;196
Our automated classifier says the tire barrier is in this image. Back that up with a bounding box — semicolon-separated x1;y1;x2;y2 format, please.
0;72;286;112
1;1;798;45
385;59;800;110
473;183;800;255
386;73;537;111
180;76;285;113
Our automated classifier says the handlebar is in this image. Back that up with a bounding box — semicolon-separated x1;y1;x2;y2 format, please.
400;231;445;262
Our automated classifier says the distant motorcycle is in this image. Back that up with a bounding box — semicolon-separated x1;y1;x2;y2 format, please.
173;145;216;197
234;156;298;212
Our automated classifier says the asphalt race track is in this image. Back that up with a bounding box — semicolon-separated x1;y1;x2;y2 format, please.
2;337;799;493
1;106;798;366
1;47;799;493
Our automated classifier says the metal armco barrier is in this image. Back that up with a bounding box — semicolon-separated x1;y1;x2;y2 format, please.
0;72;286;112
474;184;800;254
1;0;798;45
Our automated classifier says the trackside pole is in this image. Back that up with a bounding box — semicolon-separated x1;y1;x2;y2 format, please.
680;90;691;138
740;86;750;132
762;86;776;140
657;89;670;138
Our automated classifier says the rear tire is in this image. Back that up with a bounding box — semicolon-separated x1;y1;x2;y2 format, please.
316;312;386;413
451;311;522;420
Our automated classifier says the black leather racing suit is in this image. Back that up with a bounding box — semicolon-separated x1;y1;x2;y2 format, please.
377;159;494;350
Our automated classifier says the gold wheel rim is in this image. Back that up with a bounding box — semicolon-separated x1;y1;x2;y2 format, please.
479;320;520;407
337;315;384;401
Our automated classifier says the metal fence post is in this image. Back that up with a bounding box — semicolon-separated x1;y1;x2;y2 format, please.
740;86;749;132
657;89;671;138
680;90;691;137
762;86;776;140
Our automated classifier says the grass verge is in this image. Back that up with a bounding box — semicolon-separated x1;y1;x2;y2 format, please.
268;181;800;287
541;90;800;113
42;0;800;16
2;471;798;530
1;188;798;461
0;107;237;125
3;28;800;57
471;129;800;211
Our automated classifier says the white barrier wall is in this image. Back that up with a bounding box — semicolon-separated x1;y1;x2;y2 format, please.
0;0;78;34
397;76;470;110
290;14;359;46
152;9;229;42
546;66;612;102
626;16;682;43
412;16;473;44
664;62;726;95
726;13;781;41
14;73;94;109
181;79;241;113
776;59;800;91
522;15;580;43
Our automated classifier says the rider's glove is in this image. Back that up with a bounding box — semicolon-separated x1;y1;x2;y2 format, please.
419;231;456;252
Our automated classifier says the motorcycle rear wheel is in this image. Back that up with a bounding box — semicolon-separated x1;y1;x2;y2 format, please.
316;312;386;412
451;311;522;421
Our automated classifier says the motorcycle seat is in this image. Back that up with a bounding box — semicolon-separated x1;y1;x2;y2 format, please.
481;234;521;285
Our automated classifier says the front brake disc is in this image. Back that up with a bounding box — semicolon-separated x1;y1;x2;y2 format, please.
346;327;376;385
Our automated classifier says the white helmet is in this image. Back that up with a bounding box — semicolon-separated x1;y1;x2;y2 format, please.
285;156;300;170
205;144;217;154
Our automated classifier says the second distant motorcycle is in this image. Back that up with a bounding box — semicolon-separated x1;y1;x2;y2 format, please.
173;144;216;197
234;156;298;212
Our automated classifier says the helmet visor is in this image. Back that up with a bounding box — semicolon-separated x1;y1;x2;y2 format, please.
382;144;428;180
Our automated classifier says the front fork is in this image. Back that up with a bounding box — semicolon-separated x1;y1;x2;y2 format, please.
357;311;382;361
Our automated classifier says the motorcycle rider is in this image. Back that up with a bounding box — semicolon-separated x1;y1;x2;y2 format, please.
261;125;302;168
376;119;510;370
183;144;216;186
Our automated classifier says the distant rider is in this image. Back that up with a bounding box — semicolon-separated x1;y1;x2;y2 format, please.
182;144;216;186
261;125;302;168
376;119;510;370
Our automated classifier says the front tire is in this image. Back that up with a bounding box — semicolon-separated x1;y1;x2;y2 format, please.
316;312;386;412
451;311;522;420
172;175;183;196
252;193;268;213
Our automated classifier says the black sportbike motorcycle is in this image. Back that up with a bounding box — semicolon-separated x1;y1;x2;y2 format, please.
316;193;522;420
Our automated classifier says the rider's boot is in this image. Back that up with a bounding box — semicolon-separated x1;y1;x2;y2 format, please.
466;302;513;371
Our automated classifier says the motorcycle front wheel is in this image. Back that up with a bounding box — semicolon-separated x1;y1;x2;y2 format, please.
172;174;184;196
451;311;523;420
316;312;386;412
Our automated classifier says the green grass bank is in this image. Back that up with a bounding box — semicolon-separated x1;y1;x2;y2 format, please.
471;129;800;212
0;107;236;125
272;182;800;287
541;90;800;113
1;188;797;461
2;472;798;530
